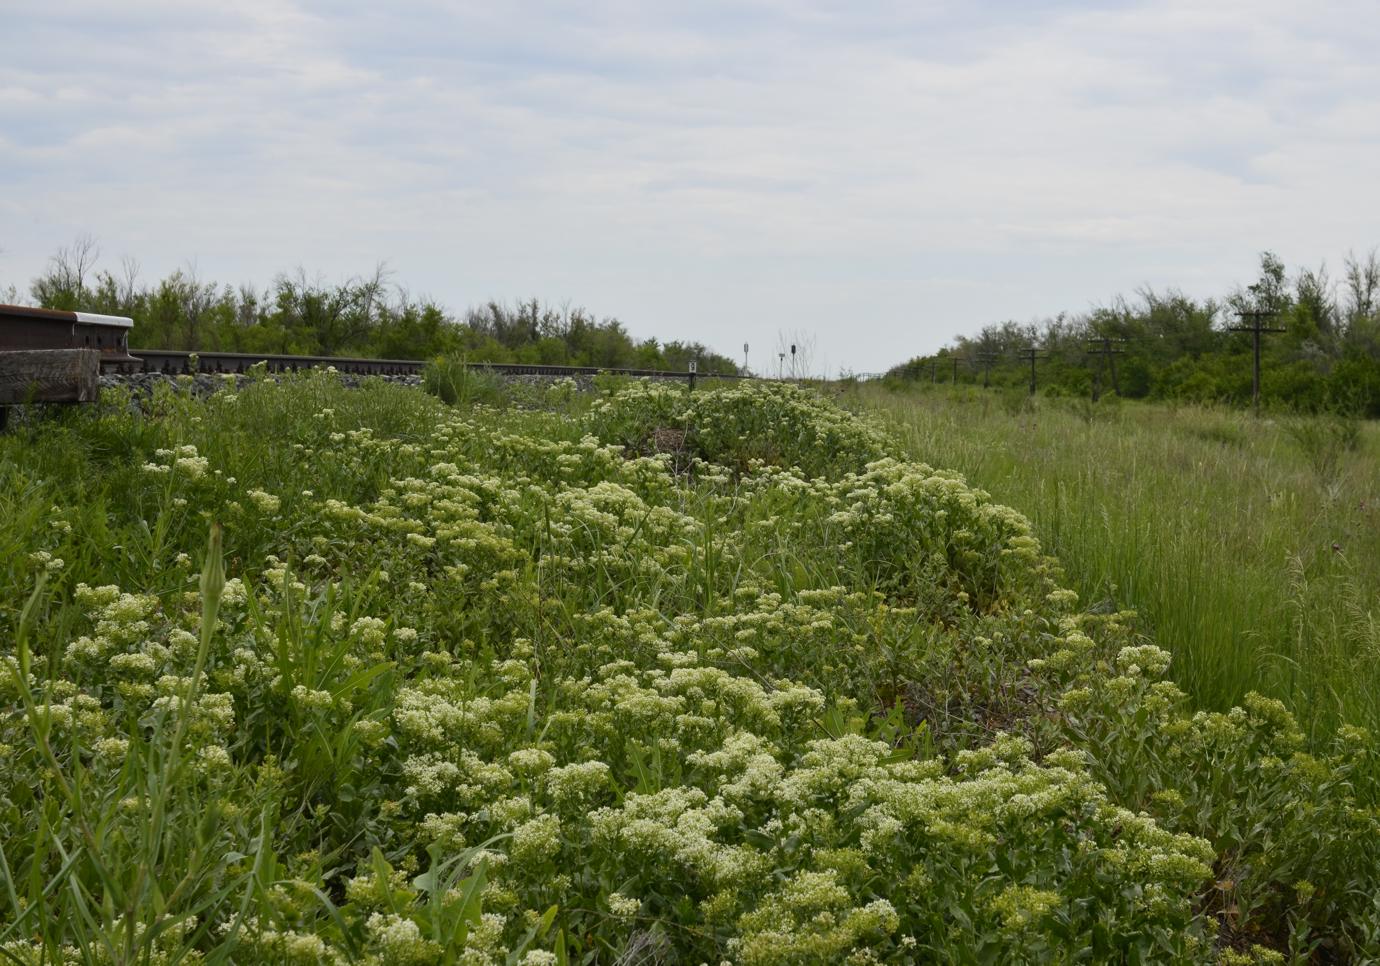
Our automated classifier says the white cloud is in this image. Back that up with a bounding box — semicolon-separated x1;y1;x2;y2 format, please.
1;0;1378;371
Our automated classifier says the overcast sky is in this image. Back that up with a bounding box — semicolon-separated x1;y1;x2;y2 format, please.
3;1;1378;373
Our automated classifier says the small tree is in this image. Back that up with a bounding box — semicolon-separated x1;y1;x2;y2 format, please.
31;234;101;310
1343;249;1379;335
1229;250;1292;317
1293;263;1338;342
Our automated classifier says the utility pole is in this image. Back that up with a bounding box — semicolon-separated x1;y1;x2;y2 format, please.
929;358;938;384
1018;346;1044;396
1227;310;1286;416
1085;337;1126;402
951;354;960;384
975;350;998;389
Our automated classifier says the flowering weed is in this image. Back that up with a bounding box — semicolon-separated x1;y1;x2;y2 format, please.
0;373;1376;962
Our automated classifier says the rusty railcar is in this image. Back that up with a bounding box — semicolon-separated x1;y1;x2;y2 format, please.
0;304;139;367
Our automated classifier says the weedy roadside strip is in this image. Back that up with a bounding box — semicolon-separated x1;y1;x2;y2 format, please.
0;374;1376;963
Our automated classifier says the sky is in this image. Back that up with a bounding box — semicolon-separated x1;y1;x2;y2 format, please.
3;1;1379;374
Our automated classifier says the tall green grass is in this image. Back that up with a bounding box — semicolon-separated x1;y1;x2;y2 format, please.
856;384;1380;739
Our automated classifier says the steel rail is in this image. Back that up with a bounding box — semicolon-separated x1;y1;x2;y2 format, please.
125;349;748;380
3;308;748;380
131;349;426;376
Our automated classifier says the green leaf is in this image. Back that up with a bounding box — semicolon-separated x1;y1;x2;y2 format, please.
330;660;393;700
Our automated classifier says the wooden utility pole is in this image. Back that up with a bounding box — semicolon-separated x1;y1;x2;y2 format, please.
976;350;998;388
929;358;938;384
1085;337;1126;402
1018;346;1044;395
951;355;959;384
1227;310;1286;416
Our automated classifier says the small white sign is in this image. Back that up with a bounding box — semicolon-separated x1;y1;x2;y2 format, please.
688;360;698;374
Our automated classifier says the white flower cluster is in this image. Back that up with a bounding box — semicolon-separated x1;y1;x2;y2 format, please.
11;375;1372;964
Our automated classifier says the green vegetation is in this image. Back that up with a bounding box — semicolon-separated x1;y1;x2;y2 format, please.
2;376;1379;961
11;236;739;372
856;383;1380;740
889;250;1380;415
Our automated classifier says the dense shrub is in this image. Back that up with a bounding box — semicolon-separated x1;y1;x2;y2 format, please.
583;379;891;478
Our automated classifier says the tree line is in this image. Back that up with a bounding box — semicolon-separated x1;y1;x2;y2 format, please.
4;237;740;373
888;250;1380;414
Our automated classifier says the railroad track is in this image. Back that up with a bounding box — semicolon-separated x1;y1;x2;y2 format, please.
131;349;426;376
128;350;746;381
1;305;746;382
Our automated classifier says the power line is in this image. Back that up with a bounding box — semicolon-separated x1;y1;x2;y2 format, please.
1017;346;1044;395
1085;336;1126;402
1226;310;1286;416
974;350;999;388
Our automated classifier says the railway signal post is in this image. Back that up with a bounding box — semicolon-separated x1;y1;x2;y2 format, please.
1228;310;1286;416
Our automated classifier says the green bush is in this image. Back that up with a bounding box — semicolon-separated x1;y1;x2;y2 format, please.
584;379;892;477
422;355;507;407
1282;413;1361;481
